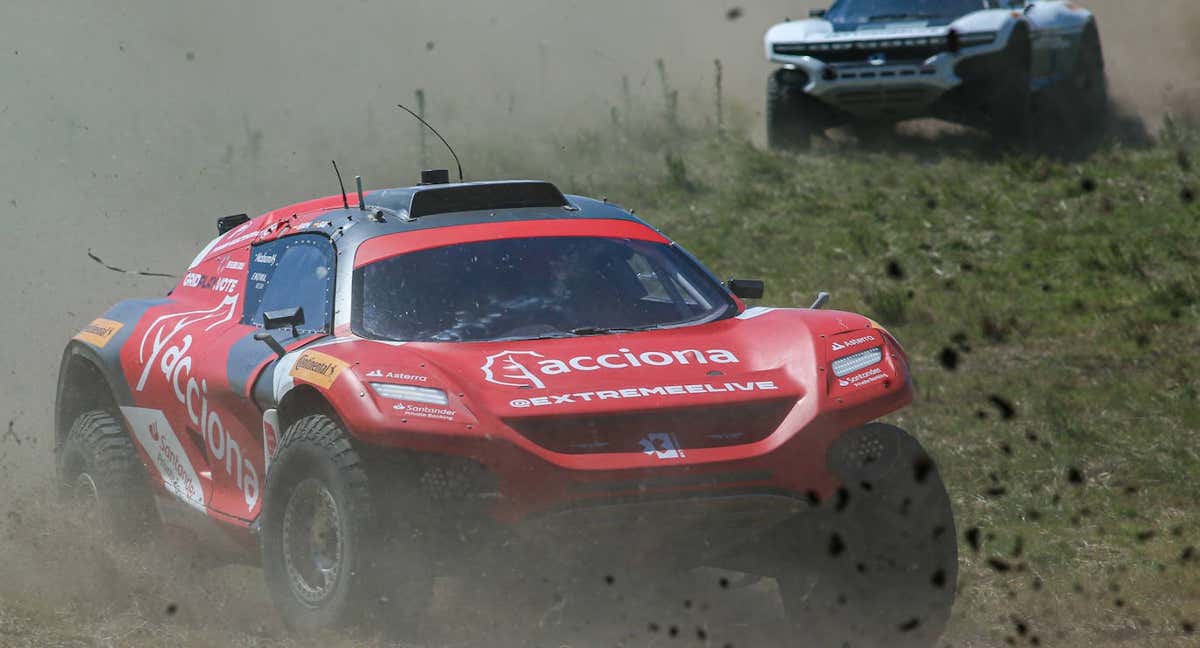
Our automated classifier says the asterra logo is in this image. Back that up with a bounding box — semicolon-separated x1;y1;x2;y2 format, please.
481;351;546;389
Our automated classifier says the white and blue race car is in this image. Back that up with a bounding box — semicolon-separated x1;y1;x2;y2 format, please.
764;0;1107;148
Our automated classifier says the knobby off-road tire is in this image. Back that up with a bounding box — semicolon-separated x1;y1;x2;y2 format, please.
1034;21;1109;153
260;414;433;634
767;70;826;151
57;409;159;542
776;424;957;648
987;28;1033;147
1068;22;1109;138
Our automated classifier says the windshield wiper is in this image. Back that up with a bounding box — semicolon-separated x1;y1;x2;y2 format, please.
490;331;578;342
568;326;641;336
490;326;649;342
867;12;940;21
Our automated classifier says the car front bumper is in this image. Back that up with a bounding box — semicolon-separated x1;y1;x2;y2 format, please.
770;38;1009;119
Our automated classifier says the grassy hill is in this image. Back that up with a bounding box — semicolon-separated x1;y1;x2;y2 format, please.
1;119;1197;646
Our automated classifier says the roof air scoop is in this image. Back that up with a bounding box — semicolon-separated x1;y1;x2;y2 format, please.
409;181;570;219
421;169;451;185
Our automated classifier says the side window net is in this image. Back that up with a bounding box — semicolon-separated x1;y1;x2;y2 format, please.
243;235;334;334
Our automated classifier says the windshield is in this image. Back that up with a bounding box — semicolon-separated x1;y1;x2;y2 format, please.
826;0;1002;24
353;236;737;342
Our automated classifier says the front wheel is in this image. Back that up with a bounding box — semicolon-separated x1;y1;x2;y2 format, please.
767;69;828;151
776;424;957;647
260;414;432;633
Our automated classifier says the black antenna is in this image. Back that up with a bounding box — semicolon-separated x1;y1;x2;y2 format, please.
331;160;349;209
396;103;464;182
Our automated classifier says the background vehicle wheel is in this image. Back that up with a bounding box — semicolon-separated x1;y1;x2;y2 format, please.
776;424;957;648
260;414;432;633
767;69;825;151
1070;22;1109;137
1033;21;1108;153
56;409;158;542
987;29;1033;146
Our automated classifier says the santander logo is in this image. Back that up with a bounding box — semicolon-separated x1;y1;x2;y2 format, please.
481;347;741;389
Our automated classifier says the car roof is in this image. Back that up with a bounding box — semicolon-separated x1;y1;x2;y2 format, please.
200;179;663;267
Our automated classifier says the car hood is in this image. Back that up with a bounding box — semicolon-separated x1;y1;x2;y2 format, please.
348;307;877;423
279;307;908;461
766;10;1010;44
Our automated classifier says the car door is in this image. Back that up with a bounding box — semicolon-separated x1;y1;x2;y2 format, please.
206;233;337;521
122;232;335;523
120;243;251;518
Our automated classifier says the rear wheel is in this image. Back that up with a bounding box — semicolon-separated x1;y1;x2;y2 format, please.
260;414;433;633
56;409;158;542
775;424;957;647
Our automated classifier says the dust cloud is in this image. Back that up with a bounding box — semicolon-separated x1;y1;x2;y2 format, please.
0;0;1197;643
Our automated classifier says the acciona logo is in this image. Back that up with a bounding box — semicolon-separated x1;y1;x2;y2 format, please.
134;295;259;511
481;348;741;389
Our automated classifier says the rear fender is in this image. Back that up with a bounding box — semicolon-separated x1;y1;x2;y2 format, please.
56;298;168;449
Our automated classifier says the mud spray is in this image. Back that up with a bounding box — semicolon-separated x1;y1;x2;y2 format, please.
1;1;1197;646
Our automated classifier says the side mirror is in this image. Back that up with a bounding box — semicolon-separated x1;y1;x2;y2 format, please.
263;306;306;337
808;9;827;18
726;279;765;300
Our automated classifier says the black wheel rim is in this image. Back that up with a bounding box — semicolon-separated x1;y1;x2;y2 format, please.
282;478;344;606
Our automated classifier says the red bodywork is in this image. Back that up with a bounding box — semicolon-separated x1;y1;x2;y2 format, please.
78;190;913;549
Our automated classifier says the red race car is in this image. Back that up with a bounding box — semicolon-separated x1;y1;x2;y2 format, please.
55;171;956;646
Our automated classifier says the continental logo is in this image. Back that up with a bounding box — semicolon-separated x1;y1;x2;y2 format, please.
74;318;124;349
289;350;350;389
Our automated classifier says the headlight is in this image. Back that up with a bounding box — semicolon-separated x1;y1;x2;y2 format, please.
832;347;883;377
370;383;449;405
